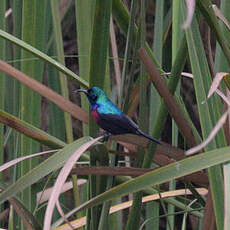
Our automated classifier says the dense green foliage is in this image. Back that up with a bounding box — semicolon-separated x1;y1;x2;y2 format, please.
0;0;230;229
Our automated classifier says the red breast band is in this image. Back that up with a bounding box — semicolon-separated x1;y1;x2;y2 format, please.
91;107;100;123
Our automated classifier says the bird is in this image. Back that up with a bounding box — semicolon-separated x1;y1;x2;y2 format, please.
75;86;161;144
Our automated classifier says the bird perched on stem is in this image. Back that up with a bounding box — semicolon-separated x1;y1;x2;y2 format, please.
75;87;161;144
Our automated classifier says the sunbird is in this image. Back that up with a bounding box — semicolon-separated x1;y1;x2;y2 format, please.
75;87;161;144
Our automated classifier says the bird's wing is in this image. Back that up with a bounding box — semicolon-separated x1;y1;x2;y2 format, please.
97;113;139;135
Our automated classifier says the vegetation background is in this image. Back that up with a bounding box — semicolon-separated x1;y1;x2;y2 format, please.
0;0;230;229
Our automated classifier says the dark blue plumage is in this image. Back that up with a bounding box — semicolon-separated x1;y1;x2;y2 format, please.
75;87;160;144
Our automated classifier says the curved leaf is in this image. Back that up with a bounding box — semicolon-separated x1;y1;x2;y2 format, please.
0;29;88;87
0;136;93;205
59;146;230;220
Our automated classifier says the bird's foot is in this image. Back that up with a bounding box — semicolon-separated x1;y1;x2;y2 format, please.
99;131;112;142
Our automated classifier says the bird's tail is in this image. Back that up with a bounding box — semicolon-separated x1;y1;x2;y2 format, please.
137;130;161;145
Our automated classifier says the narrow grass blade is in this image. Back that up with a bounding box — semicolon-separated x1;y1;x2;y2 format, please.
8;2;22;228
112;0;163;73
125;1;147;229
50;0;73;144
88;1;112;228
213;3;230;230
144;36;187;168
169;2;184;228
213;11;230;213
0;29;88;87
119;0;138;106
150;2;165;229
224;163;230;230
0;150;57;173
31;0;47;159
182;3;226;229
0;0;6;187
75;0;95;135
89;0;112;133
197;0;230;66
46;55;66;141
20;0;37;213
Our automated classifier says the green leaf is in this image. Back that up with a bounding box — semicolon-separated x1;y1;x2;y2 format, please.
0;29;88;88
57;145;230;223
0;137;92;205
182;2;226;229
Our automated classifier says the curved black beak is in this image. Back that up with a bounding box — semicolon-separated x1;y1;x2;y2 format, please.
74;89;88;95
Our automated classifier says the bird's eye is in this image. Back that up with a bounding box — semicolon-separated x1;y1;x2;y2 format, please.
88;89;98;101
92;95;98;101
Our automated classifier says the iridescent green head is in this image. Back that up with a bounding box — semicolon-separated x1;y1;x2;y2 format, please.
75;87;107;108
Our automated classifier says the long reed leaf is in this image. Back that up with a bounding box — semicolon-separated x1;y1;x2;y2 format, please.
125;1;146;229
0;137;93;205
88;1;112;228
60;145;230;218
0;0;6;218
197;0;230;66
0;60;88;123
50;0;73;144
0;29;88;87
20;0;37;214
182;3;226;229
75;0;95;136
112;0;163;73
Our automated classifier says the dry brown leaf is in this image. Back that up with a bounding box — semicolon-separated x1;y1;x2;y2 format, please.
5;8;12;18
0;60;88;123
163;72;193;79
56;200;75;230
56;188;208;230
212;4;230;31
43;136;103;230
216;89;230;107
110;16;121;97
37;180;87;204
186;112;228;155
207;72;228;99
0;150;57;172
182;0;195;29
